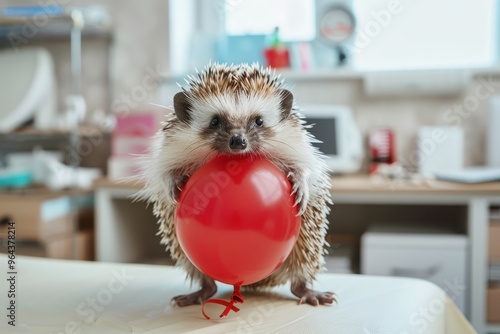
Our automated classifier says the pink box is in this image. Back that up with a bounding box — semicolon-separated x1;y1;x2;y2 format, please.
114;112;158;137
112;112;159;156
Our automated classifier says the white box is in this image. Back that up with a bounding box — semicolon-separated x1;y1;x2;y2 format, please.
487;97;500;168
417;126;464;177
112;136;154;156
107;156;143;180
361;228;468;313
324;247;353;274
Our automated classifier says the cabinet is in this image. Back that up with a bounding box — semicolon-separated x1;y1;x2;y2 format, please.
361;229;468;312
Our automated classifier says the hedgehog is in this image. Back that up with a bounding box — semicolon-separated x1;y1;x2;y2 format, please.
135;63;334;307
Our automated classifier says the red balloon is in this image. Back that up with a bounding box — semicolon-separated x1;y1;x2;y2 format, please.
175;155;301;286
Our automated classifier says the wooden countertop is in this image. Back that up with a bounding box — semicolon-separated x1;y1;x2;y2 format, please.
332;175;500;195
93;175;500;196
0;187;93;199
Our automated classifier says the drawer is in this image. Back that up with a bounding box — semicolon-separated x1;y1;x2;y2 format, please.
488;285;500;323
0;195;73;241
361;233;468;313
361;243;467;282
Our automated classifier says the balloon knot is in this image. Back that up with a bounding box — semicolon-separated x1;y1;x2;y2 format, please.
202;284;244;320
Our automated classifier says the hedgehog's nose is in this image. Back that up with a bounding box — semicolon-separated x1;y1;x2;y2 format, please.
229;134;247;151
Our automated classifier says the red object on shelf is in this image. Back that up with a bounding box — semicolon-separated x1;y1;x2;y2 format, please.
264;47;290;69
368;128;396;174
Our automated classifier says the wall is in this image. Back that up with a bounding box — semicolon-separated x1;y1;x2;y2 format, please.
287;74;497;169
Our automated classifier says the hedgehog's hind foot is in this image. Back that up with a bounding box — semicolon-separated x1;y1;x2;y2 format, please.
291;281;336;306
172;277;217;307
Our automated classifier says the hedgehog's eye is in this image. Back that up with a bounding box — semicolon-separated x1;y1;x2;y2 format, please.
210;117;220;127
255;117;263;127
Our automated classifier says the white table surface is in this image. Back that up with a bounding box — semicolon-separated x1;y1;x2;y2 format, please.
0;255;476;334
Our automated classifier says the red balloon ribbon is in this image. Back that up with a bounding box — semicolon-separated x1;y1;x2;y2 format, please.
202;285;244;320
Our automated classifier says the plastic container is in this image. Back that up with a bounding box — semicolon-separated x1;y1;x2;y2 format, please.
0;168;33;189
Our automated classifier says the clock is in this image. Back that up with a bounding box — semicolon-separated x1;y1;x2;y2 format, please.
319;5;356;45
317;5;356;65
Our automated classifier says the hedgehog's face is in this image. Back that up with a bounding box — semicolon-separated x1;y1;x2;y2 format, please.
173;89;293;155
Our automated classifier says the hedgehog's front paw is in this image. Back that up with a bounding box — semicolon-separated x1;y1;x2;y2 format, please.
291;281;336;306
168;174;190;203
298;290;336;306
171;280;217;307
288;171;309;216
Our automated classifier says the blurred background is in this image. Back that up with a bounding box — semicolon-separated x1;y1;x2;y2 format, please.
0;1;499;332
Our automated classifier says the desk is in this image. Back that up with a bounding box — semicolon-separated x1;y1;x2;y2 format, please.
93;176;500;334
0;255;475;334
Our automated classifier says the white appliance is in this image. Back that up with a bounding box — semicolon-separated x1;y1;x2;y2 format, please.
418;126;464;177
0;48;57;132
434;167;500;183
487;96;500;168
361;227;468;313
433;97;500;183
300;104;363;173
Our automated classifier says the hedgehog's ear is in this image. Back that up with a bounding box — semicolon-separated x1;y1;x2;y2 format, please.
173;91;192;123
279;89;293;119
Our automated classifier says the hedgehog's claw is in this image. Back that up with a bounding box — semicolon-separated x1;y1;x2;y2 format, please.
293;187;309;216
288;171;308;215
293;197;306;216
292;281;336;306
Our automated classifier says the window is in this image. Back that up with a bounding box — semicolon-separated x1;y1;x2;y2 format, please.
351;0;497;70
224;0;316;42
169;0;498;74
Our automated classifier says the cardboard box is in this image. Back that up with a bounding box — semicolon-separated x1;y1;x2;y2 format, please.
490;222;500;261
0;192;95;260
0;194;73;241
47;230;94;260
0;230;94;261
487;284;500;323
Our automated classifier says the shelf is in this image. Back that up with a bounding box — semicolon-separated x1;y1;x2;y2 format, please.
160;66;500;84
0;8;112;46
160;68;364;82
279;67;500;81
0;21;112;45
276;68;364;80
